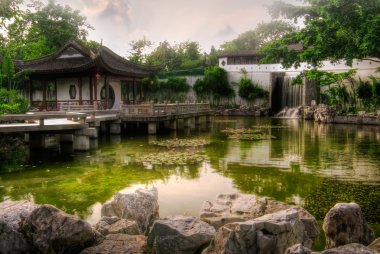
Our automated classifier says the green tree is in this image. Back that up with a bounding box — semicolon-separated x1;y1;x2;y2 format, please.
206;46;219;67
177;41;203;69
128;36;153;64
293;70;357;113
1;51;15;89
0;89;29;114
220;20;295;53
203;66;235;105
238;78;269;103
146;41;180;71
0;0;22;25
356;80;373;111
193;78;208;100
261;0;380;67
4;0;93;59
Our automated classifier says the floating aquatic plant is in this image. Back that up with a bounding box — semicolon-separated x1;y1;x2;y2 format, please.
221;128;262;135
152;138;210;148
252;125;288;129
228;133;276;140
221;127;276;140
135;150;206;166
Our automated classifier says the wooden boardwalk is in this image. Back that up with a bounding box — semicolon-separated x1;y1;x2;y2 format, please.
0;102;212;134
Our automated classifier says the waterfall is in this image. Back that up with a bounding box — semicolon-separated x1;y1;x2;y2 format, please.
273;76;303;118
275;107;300;118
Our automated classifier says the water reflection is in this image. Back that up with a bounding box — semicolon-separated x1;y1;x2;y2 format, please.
0;117;379;224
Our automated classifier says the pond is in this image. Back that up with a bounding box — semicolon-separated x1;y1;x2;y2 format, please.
0;117;379;233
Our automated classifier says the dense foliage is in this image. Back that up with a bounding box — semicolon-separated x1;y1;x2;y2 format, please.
0;89;29;115
221;21;296;52
193;67;235;105
1;0;93;59
356;77;380;112
143;76;190;102
291;69;380;113
261;0;380;67
238;77;269;103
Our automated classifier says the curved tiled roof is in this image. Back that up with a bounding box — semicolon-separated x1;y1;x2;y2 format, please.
14;40;161;77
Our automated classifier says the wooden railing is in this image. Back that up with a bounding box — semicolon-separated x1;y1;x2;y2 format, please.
121;102;211;116
30;100;109;111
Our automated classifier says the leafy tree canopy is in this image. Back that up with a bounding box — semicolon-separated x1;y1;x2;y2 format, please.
220;20;296;52
144;40;206;71
3;0;93;59
128;36;153;64
260;0;380;67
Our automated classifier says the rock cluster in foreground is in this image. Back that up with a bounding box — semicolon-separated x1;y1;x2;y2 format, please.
0;189;378;254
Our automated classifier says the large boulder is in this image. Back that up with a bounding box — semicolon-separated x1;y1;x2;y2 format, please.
20;204;98;254
95;216;140;236
321;243;374;254
200;193;319;243
0;200;39;254
101;187;159;235
368;237;380;253
314;104;335;123
147;215;216;254
203;208;309;254
80;234;147;254
323;203;374;249
284;243;317;254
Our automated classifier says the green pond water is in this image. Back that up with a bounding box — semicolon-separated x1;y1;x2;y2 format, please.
1;117;379;235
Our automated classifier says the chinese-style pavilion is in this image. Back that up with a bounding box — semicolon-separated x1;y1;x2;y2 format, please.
14;40;160;111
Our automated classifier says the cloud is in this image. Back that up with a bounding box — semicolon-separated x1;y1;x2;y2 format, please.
216;25;236;38
54;0;282;55
81;0;131;24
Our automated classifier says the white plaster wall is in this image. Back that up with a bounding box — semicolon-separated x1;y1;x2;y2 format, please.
82;77;90;101
57;78;78;101
109;79;121;110
219;57;380;86
97;78;121;110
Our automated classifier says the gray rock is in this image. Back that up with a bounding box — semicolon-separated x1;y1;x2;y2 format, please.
314;104;335;123
101;187;159;235
203;208;308;254
95;216;140;236
321;243;374;254
0;200;39;254
368;237;380;253
80;234;147;254
200;193;319;245
323;203;374;249
147;215;216;254
284;243;317;254
20;204;98;254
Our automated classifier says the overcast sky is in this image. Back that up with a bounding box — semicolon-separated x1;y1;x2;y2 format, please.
52;0;292;57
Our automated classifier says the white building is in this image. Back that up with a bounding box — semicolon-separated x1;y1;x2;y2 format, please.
218;52;380;112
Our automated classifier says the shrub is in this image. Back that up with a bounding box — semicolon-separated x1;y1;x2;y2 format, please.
238;78;269;101
0;89;29;115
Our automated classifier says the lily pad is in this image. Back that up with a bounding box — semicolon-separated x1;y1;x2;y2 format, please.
221;128;262;135
135;150;206;166
222;127;276;140
228;133;276;140
152;138;210;148
252;125;288;129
